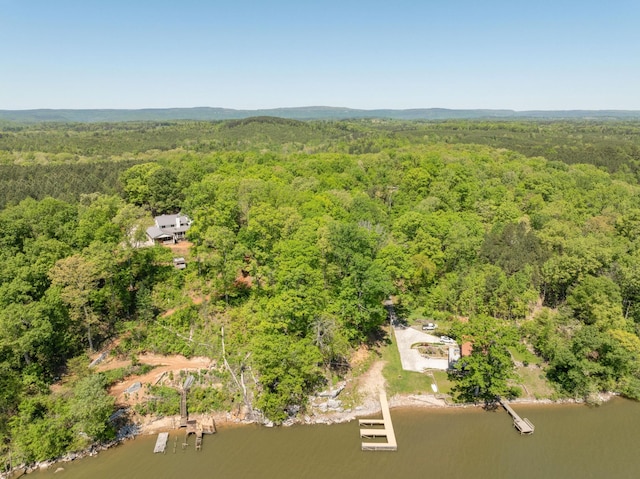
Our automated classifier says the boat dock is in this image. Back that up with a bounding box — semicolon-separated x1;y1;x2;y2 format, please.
154;376;218;454
173;376;217;452
153;432;169;453
185;417;216;451
500;399;534;435
179;375;194;428
359;392;397;451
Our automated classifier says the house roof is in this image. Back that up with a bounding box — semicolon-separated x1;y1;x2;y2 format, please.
165;225;190;234
146;226;172;239
148;213;192;238
155;213;190;225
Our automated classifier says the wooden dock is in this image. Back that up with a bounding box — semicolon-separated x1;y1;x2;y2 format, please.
500;400;534;435
184;417;216;451
175;378;217;452
201;417;216;435
153;432;169;453
359;392;397;451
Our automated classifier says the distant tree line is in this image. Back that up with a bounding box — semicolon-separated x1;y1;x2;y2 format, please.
0;161;141;209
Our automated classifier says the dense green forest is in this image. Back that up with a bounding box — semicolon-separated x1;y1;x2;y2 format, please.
2;119;640;210
2;118;640;470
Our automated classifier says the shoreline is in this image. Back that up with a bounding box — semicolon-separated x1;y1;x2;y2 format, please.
136;390;617;432
2;391;618;478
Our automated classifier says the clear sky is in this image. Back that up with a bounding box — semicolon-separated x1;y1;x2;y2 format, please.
1;0;639;110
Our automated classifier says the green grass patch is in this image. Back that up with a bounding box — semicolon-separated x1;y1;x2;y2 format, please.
509;344;541;365
405;309;429;323
188;386;228;413
100;367;130;386
515;365;556;400
381;334;433;396
134;385;180;416
432;370;455;396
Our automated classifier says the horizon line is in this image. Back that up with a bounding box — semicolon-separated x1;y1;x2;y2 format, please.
2;106;640;113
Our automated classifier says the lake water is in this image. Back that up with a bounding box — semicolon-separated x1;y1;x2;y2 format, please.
32;398;640;479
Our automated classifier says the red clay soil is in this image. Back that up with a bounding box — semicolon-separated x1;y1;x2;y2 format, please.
97;353;213;407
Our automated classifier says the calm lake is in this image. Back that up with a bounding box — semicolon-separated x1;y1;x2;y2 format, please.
33;398;640;479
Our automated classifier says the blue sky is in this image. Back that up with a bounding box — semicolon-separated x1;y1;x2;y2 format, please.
1;0;639;110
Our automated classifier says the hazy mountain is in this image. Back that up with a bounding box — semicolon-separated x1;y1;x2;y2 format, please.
1;106;639;122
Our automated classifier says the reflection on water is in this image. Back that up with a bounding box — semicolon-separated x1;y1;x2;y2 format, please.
33;398;640;479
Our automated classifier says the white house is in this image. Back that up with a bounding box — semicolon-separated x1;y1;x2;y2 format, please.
146;213;192;244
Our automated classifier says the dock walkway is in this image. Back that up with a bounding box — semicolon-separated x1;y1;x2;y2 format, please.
179;390;188;427
359;392;397;451
500;399;534;435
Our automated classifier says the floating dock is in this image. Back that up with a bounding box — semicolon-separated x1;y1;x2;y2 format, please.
500;400;534;435
153;432;169;453
359;392;397;451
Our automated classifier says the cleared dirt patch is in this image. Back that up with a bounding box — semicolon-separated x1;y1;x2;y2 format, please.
97;353;213;407
357;360;387;402
166;241;192;257
350;345;371;368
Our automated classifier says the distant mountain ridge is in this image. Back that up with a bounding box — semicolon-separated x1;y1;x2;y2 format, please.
1;106;640;122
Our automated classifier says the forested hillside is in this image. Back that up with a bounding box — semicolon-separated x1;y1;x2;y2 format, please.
2;119;640;210
1;107;639;123
2;119;640;470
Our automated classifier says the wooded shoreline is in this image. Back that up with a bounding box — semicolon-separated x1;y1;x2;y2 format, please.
3;391;616;479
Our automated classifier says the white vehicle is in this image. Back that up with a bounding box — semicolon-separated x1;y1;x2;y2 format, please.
422;322;437;331
439;335;456;344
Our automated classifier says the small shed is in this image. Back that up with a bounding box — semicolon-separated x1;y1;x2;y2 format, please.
173;257;186;269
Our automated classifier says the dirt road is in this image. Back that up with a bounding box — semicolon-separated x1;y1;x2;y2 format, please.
97;353;213;405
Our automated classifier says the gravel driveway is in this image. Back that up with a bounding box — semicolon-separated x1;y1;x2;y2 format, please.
393;326;450;372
